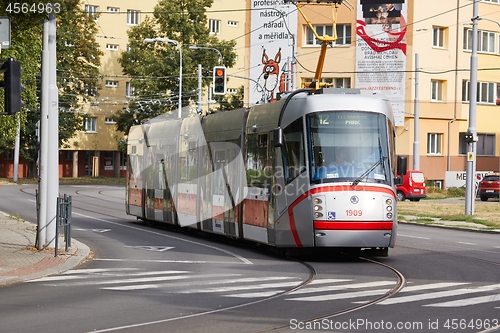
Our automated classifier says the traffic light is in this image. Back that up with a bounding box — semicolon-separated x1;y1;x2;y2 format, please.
0;59;24;115
213;66;226;95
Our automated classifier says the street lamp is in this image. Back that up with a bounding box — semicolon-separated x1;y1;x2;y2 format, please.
188;45;223;65
144;37;182;119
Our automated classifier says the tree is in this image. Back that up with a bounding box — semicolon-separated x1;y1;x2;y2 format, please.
219;85;244;111
115;0;237;136
0;0;102;177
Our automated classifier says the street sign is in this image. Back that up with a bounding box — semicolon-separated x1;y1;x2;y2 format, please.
0;17;11;49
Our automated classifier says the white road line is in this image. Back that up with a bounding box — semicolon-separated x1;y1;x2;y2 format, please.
287;289;390;302
424;293;500;307
397;234;431;240
103;276;298;291
377;284;500;305
225;291;284;298
73;212;253;265
402;282;470;292
180;281;302;294
458;242;476;246
290;281;394;295
30;270;189;282
64;268;139;274
93;258;247;264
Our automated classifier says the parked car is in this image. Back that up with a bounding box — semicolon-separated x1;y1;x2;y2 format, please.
478;173;499;201
396;170;426;201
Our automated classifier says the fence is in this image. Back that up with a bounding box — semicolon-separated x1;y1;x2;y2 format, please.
55;194;72;257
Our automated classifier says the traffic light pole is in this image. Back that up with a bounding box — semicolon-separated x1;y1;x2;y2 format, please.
38;12;59;249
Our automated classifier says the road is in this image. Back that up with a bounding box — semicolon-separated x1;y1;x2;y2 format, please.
0;184;498;333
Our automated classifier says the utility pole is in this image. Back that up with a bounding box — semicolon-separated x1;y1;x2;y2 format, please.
38;11;58;249
197;64;202;115
413;53;420;170
465;2;479;215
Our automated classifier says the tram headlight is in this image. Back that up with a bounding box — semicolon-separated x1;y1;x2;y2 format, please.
314;212;323;218
313;198;322;204
385;198;393;205
386;212;393;219
386;206;393;211
314;205;322;211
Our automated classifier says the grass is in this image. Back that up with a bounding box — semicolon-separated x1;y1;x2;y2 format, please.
398;195;500;229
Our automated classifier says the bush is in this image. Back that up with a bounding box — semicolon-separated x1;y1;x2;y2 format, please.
446;186;466;197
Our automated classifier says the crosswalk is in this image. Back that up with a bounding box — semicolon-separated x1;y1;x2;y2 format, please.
29;268;500;308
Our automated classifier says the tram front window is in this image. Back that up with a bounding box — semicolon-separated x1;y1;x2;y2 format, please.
307;111;391;185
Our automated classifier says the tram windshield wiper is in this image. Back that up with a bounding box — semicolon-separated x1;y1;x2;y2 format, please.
352;137;386;186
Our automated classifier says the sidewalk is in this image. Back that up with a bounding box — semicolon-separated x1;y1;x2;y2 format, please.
0;211;90;287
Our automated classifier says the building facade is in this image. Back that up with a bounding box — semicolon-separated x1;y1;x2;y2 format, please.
2;0;499;189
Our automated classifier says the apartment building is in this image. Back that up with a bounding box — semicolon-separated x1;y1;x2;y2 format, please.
3;0;499;189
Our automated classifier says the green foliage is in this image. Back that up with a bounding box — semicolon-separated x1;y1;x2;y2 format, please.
219;85;245;111
446;186;466;197
0;0;102;176
116;0;238;136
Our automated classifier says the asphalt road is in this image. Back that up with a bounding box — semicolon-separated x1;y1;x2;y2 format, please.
0;184;498;333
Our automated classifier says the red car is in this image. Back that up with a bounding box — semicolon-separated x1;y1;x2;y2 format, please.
396;170;427;201
478;173;500;201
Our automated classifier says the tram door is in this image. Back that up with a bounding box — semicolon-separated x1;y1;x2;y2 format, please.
211;150;226;234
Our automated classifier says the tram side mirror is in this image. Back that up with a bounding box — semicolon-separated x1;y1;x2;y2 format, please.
274;127;283;147
395;155;407;186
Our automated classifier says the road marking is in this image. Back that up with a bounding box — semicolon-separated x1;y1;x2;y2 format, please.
290;280;394;295
93;258;246;264
125;246;174;252
30;270;189;283
179;281;302;294
424;293;500;307
73;212;253;265
225;291;284;298
287;288;390;302
398;234;430;240
377;284;500;305
458;241;476;246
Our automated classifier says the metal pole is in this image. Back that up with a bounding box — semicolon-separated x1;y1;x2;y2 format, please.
38;18;49;250
13;117;20;181
197;64;202;115
413;53;420;170
465;2;479;215
46;12;59;247
178;44;182;119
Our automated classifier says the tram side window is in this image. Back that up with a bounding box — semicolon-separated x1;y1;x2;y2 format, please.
246;133;270;187
282;118;306;184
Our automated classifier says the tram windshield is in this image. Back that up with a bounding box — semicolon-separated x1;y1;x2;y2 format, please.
307;111;391;185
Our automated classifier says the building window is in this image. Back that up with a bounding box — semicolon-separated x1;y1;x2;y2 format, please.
462;80;496;103
305;24;351;46
85;5;99;21
4;150;13;159
481;0;499;3
105;117;116;124
301;77;351;88
104;152;114;171
126;82;135;97
107;7;119;13
427;133;442;155
127;10;140;25
432;26;445;48
464;28;495;53
209;19;221;34
431;80;444;101
85;117;97;133
106;44;119;51
335;24;351;46
106;80;118;88
120;152;127;171
228;20;238;27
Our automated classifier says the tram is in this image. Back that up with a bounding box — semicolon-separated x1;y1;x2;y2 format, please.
126;88;407;256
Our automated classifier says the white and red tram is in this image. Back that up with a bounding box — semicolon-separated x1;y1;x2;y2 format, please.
126;88;407;256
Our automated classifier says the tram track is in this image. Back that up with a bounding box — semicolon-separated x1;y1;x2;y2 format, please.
21;184;408;332
252;256;406;333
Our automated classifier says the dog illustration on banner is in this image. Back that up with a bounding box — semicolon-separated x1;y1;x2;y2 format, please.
256;47;288;103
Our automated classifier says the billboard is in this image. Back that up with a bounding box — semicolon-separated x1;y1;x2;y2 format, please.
356;1;407;126
249;0;297;105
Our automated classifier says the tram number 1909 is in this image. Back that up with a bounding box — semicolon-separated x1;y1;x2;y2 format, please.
345;209;363;217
